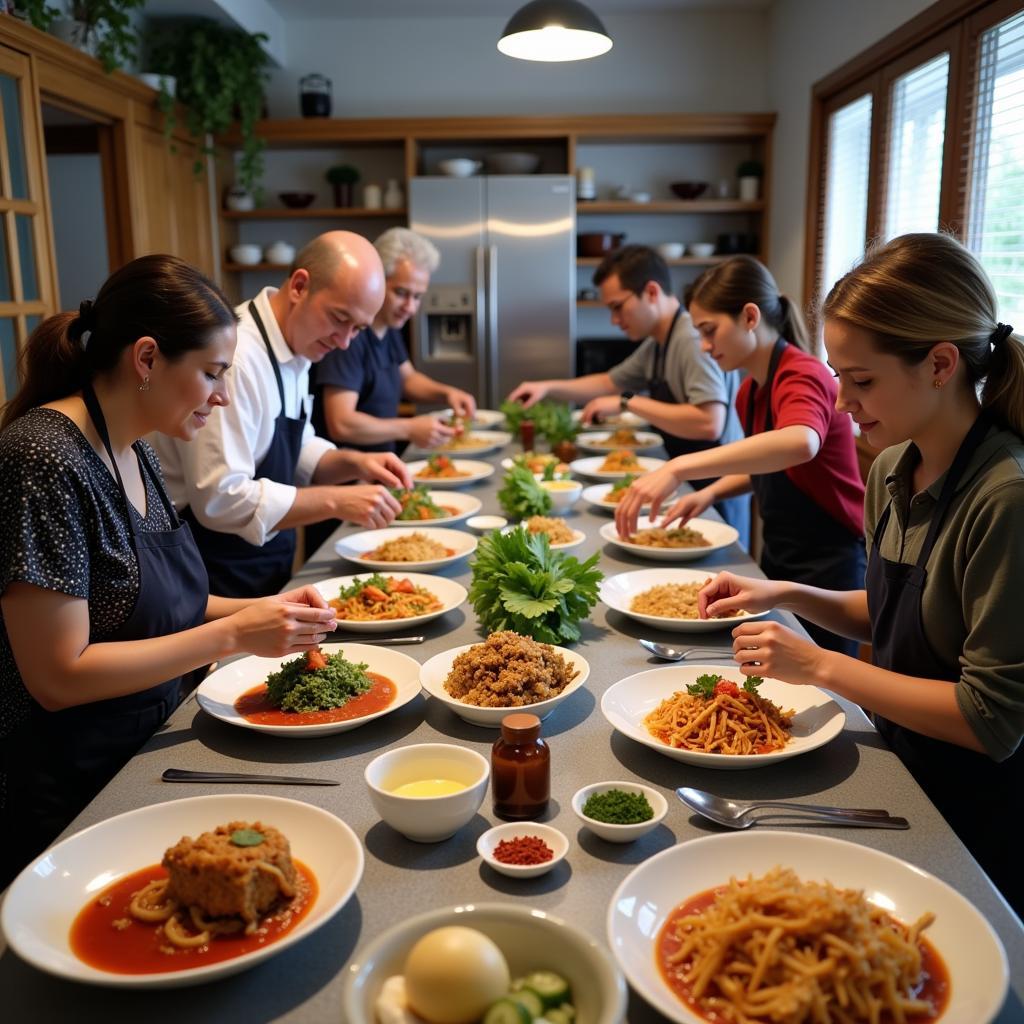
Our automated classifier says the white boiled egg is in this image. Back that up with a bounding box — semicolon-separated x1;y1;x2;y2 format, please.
403;926;511;1024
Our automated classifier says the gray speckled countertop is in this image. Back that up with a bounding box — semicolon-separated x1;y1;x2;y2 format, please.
2;447;1022;1022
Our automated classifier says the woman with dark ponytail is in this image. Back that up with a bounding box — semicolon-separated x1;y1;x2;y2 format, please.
699;234;1024;913
615;255;866;655
0;255;339;886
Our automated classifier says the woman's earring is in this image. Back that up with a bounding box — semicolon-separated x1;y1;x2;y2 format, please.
138;375;150;393
932;378;944;390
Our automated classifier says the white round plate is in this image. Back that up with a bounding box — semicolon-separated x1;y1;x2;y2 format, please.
600;516;738;561
196;642;423;737
390;489;482;526
570;455;666;480
414;429;513;456
334;526;477;571
500;454;571;476
607;832;1008;1024
599;568;769;632
573;408;649;429
601;664;845;768
439;406;506;429
406;459;495;488
577;430;663;453
419;642;591;727
1;794;364;989
312;573;467;633
503;522;586;551
582;482;653;513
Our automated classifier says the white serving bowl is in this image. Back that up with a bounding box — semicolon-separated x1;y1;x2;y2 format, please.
607;832;1008;1024
486;151;541;174
477;822;569;878
599;516;739;561
229;243;262;266
419;643;591;728
571;781;668;843
364;743;489;843
312;573;467;633
438;158;481;177
687;241;716;258
335;526;477;572
1;794;363;989
406;458;495;489
466;514;508;534
343;902;628;1024
539;478;583;510
656;242;684;260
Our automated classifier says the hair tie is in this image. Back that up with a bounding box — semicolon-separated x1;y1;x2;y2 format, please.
991;322;1013;347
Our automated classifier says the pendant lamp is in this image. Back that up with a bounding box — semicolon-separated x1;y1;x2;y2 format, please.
498;1;613;62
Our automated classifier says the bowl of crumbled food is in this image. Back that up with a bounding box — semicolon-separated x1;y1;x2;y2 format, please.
571;781;668;843
477;822;569;879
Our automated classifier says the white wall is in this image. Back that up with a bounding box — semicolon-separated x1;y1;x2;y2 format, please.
766;0;937;300
267;10;772;118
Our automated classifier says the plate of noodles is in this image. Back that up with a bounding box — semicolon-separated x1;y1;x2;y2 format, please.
600;516;739;562
419;631;591;727
607;831;1008;1024
390;487;482;526
600;664;845;768
599;568;769;632
334;526;477;571
313;572;467;633
1;793;364;988
406;457;495;489
439;407;506;429
582;479;660;512
412;429;513;456
569;454;666;480
196;642;423;737
505;517;586;551
576;429;663;453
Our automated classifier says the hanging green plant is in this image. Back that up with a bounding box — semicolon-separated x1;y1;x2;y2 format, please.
23;0;144;74
145;19;271;193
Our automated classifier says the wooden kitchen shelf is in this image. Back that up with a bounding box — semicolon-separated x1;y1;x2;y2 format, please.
577;200;764;214
223;262;289;273
223;207;407;220
577;256;726;266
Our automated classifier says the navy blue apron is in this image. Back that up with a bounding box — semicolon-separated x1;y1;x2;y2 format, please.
1;386;208;883
745;338;865;655
868;413;1023;914
184;301;306;598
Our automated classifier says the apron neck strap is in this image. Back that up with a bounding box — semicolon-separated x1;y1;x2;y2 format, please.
248;300;287;408
650;305;684;387
745;337;788;435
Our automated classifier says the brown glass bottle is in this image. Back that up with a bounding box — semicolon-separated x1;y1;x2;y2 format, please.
491;713;550;820
519;419;535;452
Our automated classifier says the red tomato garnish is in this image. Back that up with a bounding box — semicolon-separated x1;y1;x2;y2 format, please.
713;679;740;697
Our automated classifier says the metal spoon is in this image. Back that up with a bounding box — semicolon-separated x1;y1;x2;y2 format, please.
676;787;908;829
638;639;733;661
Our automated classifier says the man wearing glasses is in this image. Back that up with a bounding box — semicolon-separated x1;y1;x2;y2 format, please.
312;227;476;454
507;244;748;543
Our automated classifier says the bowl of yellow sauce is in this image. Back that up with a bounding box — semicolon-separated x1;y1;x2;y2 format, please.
540;478;583;510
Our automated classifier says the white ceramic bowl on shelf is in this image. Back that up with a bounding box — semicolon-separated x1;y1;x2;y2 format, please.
656;242;684;260
438;158;481;177
229;243;262;266
687;241;716;259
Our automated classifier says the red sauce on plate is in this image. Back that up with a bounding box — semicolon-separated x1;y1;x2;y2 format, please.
657;886;950;1022
233;672;396;726
70;861;317;974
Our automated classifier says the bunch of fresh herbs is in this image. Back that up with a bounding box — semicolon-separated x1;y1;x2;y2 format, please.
498;464;553;519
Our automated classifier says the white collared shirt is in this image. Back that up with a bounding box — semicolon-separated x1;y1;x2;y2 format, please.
151;287;334;546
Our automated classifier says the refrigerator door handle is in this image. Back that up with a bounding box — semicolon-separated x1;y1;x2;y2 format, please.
474;244;487;403
487;243;499;407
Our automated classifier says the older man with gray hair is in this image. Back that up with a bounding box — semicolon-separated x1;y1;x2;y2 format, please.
312;226;476;453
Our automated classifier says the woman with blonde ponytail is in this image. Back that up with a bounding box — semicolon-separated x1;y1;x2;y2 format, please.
615;255;866;655
698;234;1024;913
0;255;340;887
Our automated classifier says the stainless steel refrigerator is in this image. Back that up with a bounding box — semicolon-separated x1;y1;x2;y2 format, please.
409;176;576;408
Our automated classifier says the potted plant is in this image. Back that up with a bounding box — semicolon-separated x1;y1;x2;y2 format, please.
326;164;360;208
145;19;271;194
737;158;763;202
21;0;142;73
14;1;58;31
536;402;581;463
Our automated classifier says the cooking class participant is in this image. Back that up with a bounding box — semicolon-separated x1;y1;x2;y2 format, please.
615;255;865;655
699;234;1024;913
507;244;749;545
151;231;413;600
0;256;339;886
312;227;476;453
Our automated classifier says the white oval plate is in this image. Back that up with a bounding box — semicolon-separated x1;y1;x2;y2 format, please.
413;429;513;456
607;832;1008;1024
420;642;591;727
570;455;666;480
600;516;738;561
1;794;364;989
406;459;495;489
601;663;845;768
312;573;467;633
577;430;663;453
335;526;477;571
582;482;653;513
573;408;649;429
439;406;506;429
390;489;482;527
503;522;586;552
500;454;571;476
196;642;423;737
599;568;769;632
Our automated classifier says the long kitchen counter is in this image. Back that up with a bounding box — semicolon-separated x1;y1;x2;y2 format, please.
1;446;1022;1022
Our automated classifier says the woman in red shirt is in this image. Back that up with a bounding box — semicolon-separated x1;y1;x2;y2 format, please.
615;256;865;654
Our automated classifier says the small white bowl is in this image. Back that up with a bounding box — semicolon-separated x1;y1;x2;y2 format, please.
631;191;651;203
229;243;262;266
365;743;489;843
477;822;569;878
655;242;684;260
688;241;716;259
438;158;481;177
540;478;583;510
466;514;508;534
571;781;668;843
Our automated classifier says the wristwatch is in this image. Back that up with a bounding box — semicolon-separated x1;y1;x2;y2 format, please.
619;391;634;412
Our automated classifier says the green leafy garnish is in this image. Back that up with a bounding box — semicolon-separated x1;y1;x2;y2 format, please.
230;828;265;847
743;676;764;693
391;484;447;520
468;527;602;645
498;465;553;519
609;473;638;495
686;673;721;697
541;461;557;481
264;650;372;713
336;573;390;601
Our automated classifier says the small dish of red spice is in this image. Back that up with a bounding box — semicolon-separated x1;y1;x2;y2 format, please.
476;822;569;879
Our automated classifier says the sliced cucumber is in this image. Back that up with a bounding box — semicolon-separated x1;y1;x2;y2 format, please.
543;1010;573;1024
483;998;531;1024
512;988;545;1019
522;971;571;1010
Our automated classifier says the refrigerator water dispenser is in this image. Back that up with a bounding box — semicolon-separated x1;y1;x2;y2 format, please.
424;284;474;360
